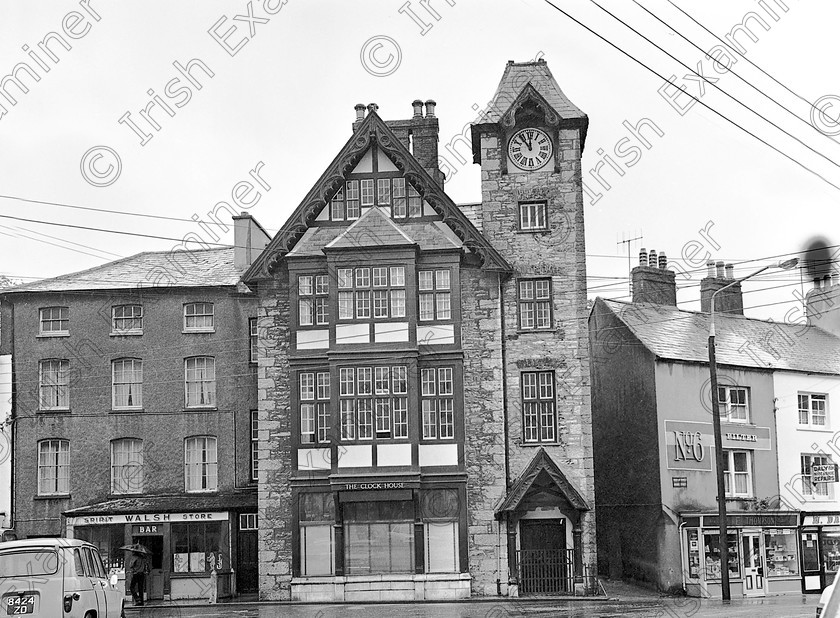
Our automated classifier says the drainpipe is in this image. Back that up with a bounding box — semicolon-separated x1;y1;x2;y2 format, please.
498;272;511;595
679;520;687;593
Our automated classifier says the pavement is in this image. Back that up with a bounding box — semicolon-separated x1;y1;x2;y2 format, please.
123;579;821;617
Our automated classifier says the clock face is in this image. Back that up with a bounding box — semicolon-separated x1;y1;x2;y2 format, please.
508;128;553;170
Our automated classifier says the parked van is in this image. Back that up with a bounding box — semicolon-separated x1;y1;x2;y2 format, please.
0;538;124;617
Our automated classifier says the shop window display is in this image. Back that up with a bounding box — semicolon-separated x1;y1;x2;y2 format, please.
821;530;840;578
764;530;799;577
704;532;739;580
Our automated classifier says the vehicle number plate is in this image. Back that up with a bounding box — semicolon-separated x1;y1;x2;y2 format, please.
5;595;35;615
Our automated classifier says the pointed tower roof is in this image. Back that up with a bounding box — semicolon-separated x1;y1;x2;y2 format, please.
242;110;511;282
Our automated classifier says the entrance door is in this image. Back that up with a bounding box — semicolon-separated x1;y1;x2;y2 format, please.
133;535;165;600
742;532;766;597
802;531;822;592
237;527;258;593
519;519;569;595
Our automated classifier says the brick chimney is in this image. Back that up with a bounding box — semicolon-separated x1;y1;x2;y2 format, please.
806;271;840;337
700;260;743;315
233;212;271;270
631;248;677;306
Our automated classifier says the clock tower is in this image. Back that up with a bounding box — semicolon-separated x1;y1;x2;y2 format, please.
469;58;595;594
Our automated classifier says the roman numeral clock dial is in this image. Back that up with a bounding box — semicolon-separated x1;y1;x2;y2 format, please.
508;128;553;171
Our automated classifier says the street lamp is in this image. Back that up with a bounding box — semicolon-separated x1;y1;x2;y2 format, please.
708;258;798;601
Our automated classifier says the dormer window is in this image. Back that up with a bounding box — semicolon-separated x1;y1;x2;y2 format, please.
328;177;422;222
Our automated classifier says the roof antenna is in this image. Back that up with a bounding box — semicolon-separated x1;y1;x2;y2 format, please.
617;231;644;296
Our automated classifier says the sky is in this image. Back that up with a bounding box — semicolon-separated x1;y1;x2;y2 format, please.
0;0;838;325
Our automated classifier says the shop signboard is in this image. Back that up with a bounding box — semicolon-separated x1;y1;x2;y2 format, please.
664;420;771;472
813;464;839;483
67;511;229;527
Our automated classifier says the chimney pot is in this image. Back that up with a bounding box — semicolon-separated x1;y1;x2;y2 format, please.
639;248;648;267
707;261;715;278
815;278;822;290
824;275;832;288
725;264;734;279
412;99;424;117
424;99;436;118
367;103;379;114
716;261;725;278
649;250;657;267
354;103;366;121
658;253;667;270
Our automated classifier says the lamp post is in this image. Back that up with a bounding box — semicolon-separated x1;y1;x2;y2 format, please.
708;258;798;602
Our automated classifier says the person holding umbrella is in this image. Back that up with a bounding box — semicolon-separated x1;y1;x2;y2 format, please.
121;543;151;606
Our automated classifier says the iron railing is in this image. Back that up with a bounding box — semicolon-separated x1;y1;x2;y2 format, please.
516;548;574;595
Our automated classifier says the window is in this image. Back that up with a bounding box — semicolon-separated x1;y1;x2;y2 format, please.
112;305;142;334
249;318;258;363
300;371;330;444
723;450;753;497
240;513;258;531
298;275;329;326
299;493;335;576
338;266;406;322
422;489;461;573
718;386;749;423
184;357;216;408
184;436;218;492
39;306;68;335
75;525;125;571
184;302;214;332
344;500;414;575
799;393;828;428
518;279;552;330
111;438;143;494
171;522;221;572
330;178;422;221
112;359;142;409
418;269;451;321
704;532;740;580
421;367;455;440
39;359;69;410
339;366;408;440
522;371;556;443
519;201;548;231
38;439;69;495
250;410;259;482
802;454;834;497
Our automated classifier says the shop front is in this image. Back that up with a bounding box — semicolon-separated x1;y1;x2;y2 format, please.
800;513;840;592
682;512;801;598
63;494;256;601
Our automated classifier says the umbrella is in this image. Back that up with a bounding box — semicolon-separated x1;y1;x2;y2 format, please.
119;543;152;555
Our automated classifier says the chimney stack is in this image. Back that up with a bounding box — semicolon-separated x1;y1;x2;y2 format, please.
631;247;677;306
806;267;840;337
700;258;743;315
383;100;445;187
233;212;272;270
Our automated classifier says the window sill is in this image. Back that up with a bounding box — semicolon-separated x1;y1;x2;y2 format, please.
182;329;215;334
34;494;70;500
515;229;551;235
37;332;69;338
516;328;557;335
185;490;219;495
38;408;70;414
111;408;144;414
184;406;218;412
110;330;143;337
521;441;560;447
797;426;832;432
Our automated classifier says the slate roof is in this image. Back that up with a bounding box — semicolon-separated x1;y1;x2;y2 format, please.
600;298;840;375
63;492;256;516
326;207;416;250
480;59;587;123
0;247;241;293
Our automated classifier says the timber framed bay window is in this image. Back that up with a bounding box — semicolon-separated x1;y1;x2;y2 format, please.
300;371;331;444
183;302;214;332
522;371;556;443
723;450;753;497
112;358;142;410
518;278;552;330
39;359;70;410
718;386;749;423
299;492;335;576
421;367;455;440
299;274;329;326
418;269;451;322
799;393;828;428
185;356;216;408
339;365;409;440
184;436;218;493
344;500;414;574
111;438;143;494
338;266;406;322
38;439;69;495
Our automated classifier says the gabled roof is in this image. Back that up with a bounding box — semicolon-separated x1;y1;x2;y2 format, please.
0;247;241;294
598;298;840;375
325;207;416;250
495;448;590;518
242;111;511;281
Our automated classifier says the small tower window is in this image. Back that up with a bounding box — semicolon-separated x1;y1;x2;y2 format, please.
519;201;548;231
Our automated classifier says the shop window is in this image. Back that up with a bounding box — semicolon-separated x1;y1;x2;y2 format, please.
250;411;259;482
298;274;329;326
422;488;460;574
344;500;414;575
112;304;142;334
821;530;840;578
522;371;556;443
112;358;143;410
74;524;125;571
718;386;749;423
299;371;331;444
337;266;406;322
111;438;143;495
171;522;221;573
183;302;214;332
801;454;834;498
799;393;828;428
39;359;70;410
184;436;218;493
421;367;455;440
249;318;258;363
418;269;451;321
764;530;799;577
339;366;408;440
299;493;335;576
518;279;552;330
37;439;69;495
39;306;68;335
703;532;739;580
184;357;216;408
723;450;753;497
